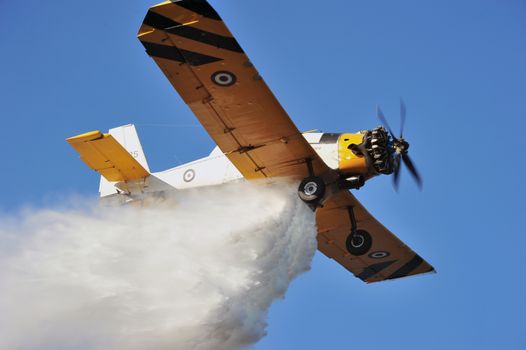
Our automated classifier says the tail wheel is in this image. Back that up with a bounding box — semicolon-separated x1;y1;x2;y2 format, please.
298;176;326;204
346;229;372;256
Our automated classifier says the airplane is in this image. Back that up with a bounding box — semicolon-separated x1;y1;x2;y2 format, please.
66;0;435;283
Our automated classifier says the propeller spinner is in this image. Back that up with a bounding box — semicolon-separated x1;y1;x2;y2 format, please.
376;100;423;191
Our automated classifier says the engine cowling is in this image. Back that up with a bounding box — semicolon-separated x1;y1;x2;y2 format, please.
337;132;369;176
337;127;394;178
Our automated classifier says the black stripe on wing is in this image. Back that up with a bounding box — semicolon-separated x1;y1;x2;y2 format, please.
358;260;396;281
387;255;423;280
143;11;243;53
175;0;221;21
141;41;222;66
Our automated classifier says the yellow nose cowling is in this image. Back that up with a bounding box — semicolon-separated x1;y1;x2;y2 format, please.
338;133;369;176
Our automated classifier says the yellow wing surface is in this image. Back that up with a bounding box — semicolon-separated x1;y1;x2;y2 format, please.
316;190;435;283
67;131;149;182
137;0;331;181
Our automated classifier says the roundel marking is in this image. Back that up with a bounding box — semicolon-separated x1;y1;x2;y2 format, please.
211;71;237;86
368;251;390;259
183;169;195;182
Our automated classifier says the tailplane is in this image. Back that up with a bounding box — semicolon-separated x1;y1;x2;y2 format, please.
67;124;150;197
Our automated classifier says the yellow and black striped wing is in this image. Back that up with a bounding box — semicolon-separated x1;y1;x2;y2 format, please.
137;0;331;180
316;190;435;283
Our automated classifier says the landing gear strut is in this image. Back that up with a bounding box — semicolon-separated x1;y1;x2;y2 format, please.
345;206;372;256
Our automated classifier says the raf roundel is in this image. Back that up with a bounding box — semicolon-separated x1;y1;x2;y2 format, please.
368;251;390;259
211;71;237;87
183;169;195;182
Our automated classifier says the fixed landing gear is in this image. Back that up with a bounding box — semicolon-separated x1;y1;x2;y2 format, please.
346;229;372;256
345;206;372;256
298;176;326;205
298;158;327;207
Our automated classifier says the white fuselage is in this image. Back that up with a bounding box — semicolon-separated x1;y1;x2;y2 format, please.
99;126;339;202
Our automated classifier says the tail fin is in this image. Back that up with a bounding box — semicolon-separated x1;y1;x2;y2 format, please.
108;124;150;172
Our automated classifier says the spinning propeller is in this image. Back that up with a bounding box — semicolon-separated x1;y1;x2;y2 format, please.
376;99;423;191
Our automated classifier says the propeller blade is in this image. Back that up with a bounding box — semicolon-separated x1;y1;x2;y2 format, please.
402;153;423;190
376;106;397;140
400;98;406;138
392;154;401;191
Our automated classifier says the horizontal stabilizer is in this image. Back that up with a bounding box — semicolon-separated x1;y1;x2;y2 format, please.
67;131;149;182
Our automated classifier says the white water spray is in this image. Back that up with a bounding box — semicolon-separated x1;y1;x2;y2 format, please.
0;181;316;350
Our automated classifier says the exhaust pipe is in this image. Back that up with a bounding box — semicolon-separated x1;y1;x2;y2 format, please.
339;175;365;190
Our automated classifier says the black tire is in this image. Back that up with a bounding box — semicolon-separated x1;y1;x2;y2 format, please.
298;176;326;204
345;230;372;256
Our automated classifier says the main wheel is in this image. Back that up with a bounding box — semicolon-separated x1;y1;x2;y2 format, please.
345;230;372;256
298;176;326;204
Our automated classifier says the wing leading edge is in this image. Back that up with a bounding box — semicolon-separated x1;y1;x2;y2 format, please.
137;0;333;182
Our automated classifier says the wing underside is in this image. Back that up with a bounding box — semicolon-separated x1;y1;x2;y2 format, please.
316;191;435;283
137;0;332;181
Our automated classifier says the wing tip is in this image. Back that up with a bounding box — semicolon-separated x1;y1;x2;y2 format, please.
151;1;174;9
66;130;103;144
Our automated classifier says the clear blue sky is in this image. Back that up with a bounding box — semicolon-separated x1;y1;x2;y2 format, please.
1;1;525;349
